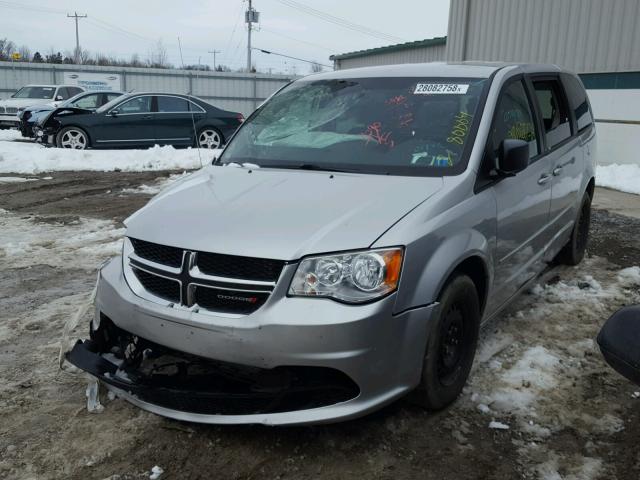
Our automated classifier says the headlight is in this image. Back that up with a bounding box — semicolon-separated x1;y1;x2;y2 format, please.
288;247;403;303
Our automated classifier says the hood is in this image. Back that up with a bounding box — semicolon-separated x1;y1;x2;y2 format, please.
0;98;53;109
125;166;443;260
39;107;93;126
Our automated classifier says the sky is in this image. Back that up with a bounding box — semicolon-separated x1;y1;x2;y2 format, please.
0;0;450;74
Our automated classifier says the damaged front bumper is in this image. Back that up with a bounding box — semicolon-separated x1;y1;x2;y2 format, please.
66;257;438;425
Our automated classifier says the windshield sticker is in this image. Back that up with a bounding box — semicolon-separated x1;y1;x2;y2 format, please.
447;111;473;145
414;83;469;95
363;122;394;147
43;87;54;90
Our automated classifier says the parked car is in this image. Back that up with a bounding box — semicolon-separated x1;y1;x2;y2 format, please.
598;305;640;386
19;90;124;138
35;93;244;149
0;84;84;129
66;62;596;425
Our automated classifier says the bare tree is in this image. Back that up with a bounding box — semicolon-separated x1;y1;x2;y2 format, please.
0;38;16;60
148;39;169;68
17;45;31;62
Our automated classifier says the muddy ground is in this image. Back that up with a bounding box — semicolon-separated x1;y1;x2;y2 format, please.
1;172;639;480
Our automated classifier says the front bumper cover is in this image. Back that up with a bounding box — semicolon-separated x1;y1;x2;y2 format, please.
68;257;438;425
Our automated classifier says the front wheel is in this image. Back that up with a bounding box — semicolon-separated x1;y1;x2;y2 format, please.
557;191;591;266
56;126;89;150
196;127;223;149
411;274;480;410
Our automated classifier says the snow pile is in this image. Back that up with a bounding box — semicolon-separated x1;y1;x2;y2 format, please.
0;137;222;173
596;163;640;195
0;129;22;142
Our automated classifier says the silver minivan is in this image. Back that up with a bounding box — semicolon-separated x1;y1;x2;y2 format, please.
67;62;596;425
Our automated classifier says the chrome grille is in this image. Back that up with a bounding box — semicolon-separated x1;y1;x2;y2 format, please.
124;237;284;316
0;107;5;114
5;107;18;114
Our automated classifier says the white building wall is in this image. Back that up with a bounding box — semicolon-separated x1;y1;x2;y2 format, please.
587;89;640;166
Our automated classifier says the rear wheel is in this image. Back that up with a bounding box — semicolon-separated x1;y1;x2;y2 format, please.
557;192;591;266
411;274;480;410
56;126;89;150
197;127;223;149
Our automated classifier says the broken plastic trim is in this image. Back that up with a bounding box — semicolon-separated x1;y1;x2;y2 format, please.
65;315;360;416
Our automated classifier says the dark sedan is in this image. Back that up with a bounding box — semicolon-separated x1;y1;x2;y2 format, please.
20;90;124;138
36;93;244;149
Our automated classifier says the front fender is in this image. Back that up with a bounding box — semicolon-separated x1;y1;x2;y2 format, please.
395;229;493;314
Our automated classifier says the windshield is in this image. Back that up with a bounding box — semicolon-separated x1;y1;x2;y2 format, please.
218;76;488;176
12;86;56;99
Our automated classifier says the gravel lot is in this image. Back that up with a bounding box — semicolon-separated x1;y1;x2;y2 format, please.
1;169;639;480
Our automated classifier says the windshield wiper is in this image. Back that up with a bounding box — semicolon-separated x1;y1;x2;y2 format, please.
262;163;362;173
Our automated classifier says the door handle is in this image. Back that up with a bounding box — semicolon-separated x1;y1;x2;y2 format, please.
142;115;153;120
552;166;563;176
538;174;551;185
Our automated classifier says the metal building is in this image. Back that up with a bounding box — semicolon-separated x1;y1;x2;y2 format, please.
330;0;640;166
330;37;446;70
0;61;294;115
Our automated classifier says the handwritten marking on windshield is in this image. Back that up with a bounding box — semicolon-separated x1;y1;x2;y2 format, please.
363;122;394;147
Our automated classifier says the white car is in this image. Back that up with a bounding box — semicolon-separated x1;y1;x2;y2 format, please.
0;85;85;129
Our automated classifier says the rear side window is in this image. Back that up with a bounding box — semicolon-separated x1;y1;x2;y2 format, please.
490;80;539;159
157;96;190;113
532;79;572;149
562;74;593;132
57;87;71;100
72;94;100;109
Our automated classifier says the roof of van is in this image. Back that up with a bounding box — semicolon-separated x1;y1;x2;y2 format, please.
303;62;565;81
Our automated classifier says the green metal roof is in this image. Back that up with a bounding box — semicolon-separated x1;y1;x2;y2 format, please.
329;36;447;61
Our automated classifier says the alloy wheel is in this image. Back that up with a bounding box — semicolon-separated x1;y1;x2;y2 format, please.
198;129;222;149
60;129;87;149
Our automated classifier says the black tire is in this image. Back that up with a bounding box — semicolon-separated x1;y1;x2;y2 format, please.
557;192;591;266
56;126;89;150
411;274;480;410
196;127;224;149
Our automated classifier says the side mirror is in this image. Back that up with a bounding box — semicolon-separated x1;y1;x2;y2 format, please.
108;109;119;117
56;95;64;101
598;306;640;386
496;139;529;176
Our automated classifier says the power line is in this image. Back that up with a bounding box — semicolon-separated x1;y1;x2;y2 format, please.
0;0;65;14
222;1;245;66
259;27;335;53
252;47;331;68
273;0;405;43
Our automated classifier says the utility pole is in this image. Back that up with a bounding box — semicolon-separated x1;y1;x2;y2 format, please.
67;12;87;64
245;0;259;72
208;49;221;70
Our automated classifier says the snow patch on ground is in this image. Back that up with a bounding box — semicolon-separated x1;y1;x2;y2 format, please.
596;163;640;195
0;209;123;270
466;256;640;478
0;176;38;183
0;135;222;173
120;171;190;195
